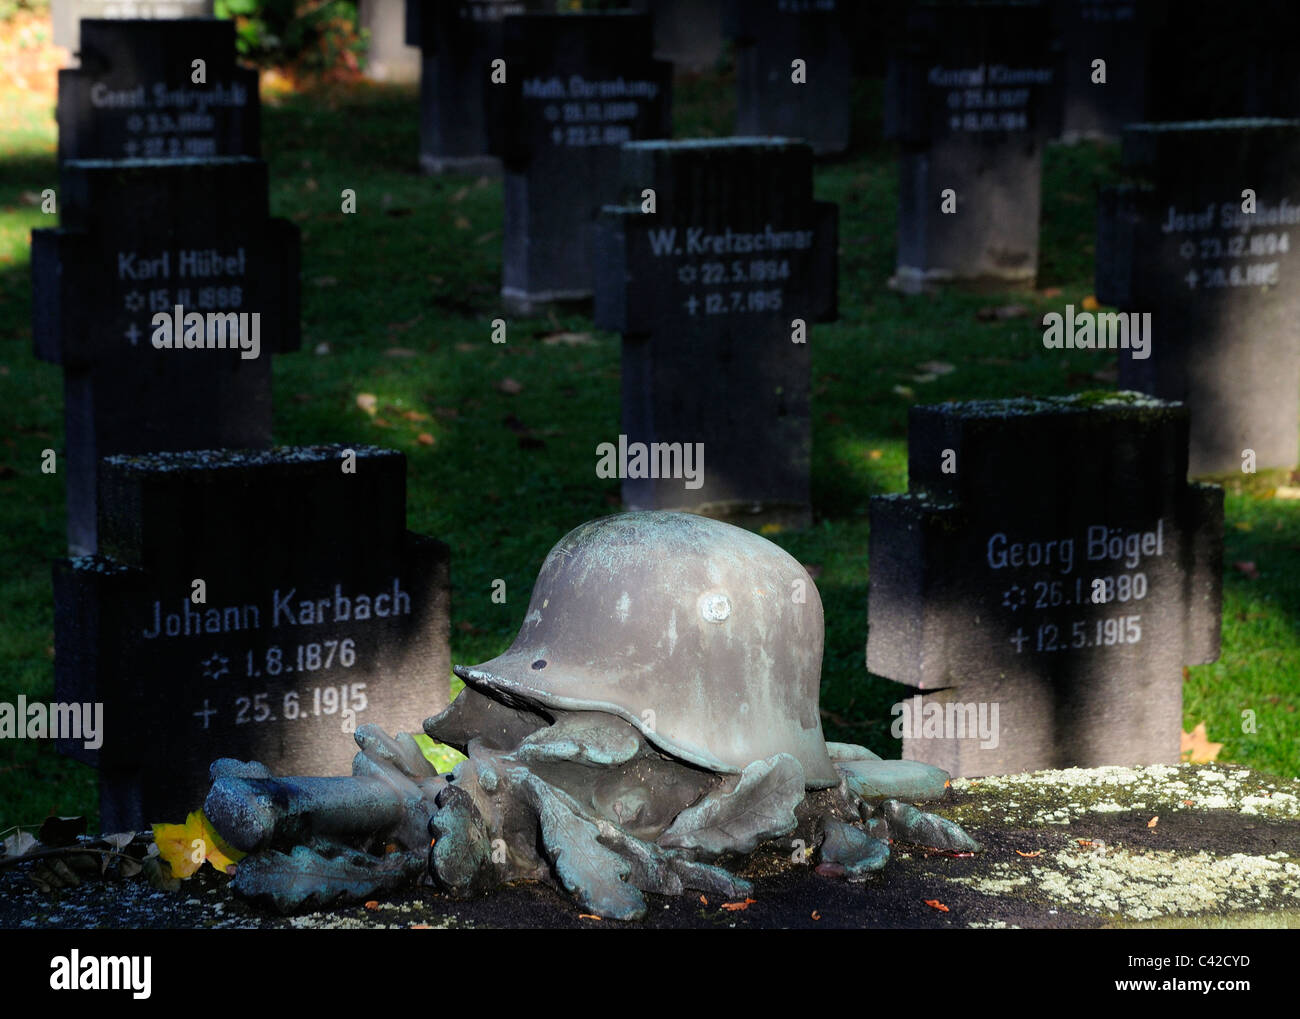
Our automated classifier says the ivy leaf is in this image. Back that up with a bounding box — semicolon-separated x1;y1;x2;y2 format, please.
151;810;245;878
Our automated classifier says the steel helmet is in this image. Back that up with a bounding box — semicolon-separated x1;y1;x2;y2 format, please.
453;511;839;789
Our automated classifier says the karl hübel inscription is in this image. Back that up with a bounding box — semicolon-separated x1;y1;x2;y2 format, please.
987;520;1163;655
115;245;256;352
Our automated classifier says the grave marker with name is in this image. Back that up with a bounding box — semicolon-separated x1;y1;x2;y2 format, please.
885;2;1060;291
492;11;672;311
594;139;837;529
58;19;259;162
404;0;535;174
52;0;214;53
53;446;451;832
32;157;300;554
866;394;1223;778
727;0;852;157
1096;119;1300;476
1051;0;1152;143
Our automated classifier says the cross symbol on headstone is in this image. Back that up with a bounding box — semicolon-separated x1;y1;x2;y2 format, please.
124;322;141;346
193;699;217;730
684;294;699;316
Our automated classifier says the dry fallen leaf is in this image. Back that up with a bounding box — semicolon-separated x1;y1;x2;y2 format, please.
454;215;471;230
1181;722;1223;764
720;898;757;912
1233;561;1260;580
868;449;883;460
356;393;378;416
312;275;338;288
497;377;523;395
416;433;435;446
364;900;380;911
916;360;956;375
1040;286;1063;298
1275;486;1300;500
1015;849;1042;858
810;910;821;921
409;923;433;929
1147;816;1159;829
1081;295;1100;311
699;895;708;906
402;410;430;422
578;913;602;921
892;384;914;398
923;899;949;912
384;347;418;358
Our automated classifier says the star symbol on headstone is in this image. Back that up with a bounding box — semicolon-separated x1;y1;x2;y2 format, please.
1001;584;1026;611
124;322;141;346
201;653;230;682
124;290;144;312
1179;240;1196;259
126;114;143;132
124;139;139;156
677;264;698;284
544;105;559;121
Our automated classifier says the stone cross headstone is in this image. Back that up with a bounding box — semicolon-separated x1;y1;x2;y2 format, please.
52;1;215;54
866;394;1223;778
492;11;672;312
32;157;300;554
53;446;451;832
58;19;259;162
1052;0;1151;143
361;0;421;83
885;2;1061;292
594;139;837;529
727;0;852;157
1096;119;1300;476
405;0;535;175
634;0;725;72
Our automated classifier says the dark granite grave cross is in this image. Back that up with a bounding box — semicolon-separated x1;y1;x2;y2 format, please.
727;0;852;157
1096;119;1300;475
1051;0;1152;143
490;11;671;312
53;446;451;832
31;157;300;554
57;19;259;162
866;394;1222;778
885;2;1061;292
404;0;538;175
52;0;215;54
594;139;837;530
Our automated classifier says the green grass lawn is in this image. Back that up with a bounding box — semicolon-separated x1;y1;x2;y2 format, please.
1;71;1297;832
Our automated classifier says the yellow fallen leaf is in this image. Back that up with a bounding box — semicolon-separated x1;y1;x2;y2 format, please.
1181;722;1223;763
578;913;602;921
356;393;378;416
416;433;435;446
1081;295;1100;310
1147;816;1159;829
720;898;757;911
151;810;244;878
1275;486;1300;499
